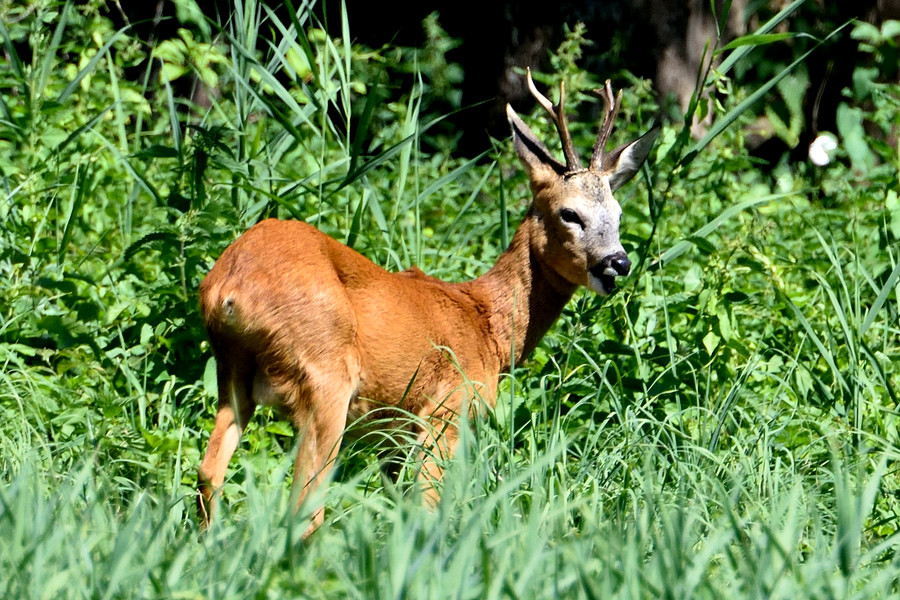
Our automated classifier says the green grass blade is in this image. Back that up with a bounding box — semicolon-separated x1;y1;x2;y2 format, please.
651;191;798;269
346;187;366;249
417;152;487;205
715;0;808;76
861;258;900;336
680;23;849;168
434;162;495;263
56;26;131;104
334;134;417;194
717;32;802;52
35;0;71;102
57;164;90;266
0;14;26;92
281;0;322;109
54;104;114;156
779;290;851;399
347;81;381;178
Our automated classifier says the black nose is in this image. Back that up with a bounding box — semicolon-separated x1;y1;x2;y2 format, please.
589;252;631;295
602;252;631;277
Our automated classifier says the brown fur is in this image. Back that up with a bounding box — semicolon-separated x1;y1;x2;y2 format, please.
196;76;656;536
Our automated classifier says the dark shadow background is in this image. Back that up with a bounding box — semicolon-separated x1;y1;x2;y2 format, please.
103;0;897;163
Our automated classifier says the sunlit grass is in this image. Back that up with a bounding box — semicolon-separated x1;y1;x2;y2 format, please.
1;0;899;598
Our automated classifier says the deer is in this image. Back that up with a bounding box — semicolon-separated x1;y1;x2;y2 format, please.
196;69;658;536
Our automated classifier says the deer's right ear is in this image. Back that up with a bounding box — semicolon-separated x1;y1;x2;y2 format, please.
507;104;566;182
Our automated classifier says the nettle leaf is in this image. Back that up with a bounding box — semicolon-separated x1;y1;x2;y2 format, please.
881;19;900;40
285;46;313;81
836;102;875;173
124;230;180;261
887;190;900;239
160;62;190;83
688;235;718;256
133;145;180;159
851;21;881;43
654;126;678;163
152;38;187;63
716;305;733;341
173;0;211;38
703;330;721;355
852;67;879;100
265;421;295;437
684;264;703;292
203;356;217;399
36;276;78;295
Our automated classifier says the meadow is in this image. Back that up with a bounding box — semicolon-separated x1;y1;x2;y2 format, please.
1;1;899;597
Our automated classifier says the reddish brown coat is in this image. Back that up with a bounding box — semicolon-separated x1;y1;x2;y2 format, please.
196;72;657;536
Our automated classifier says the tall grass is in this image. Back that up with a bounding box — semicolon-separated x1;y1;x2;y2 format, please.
1;0;899;597
1;418;897;598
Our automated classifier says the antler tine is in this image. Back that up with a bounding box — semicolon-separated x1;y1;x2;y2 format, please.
526;68;582;171
590;80;623;170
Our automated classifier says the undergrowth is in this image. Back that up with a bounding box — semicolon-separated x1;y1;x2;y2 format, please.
1;0;898;598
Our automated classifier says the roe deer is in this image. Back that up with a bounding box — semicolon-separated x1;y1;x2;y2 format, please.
197;69;658;535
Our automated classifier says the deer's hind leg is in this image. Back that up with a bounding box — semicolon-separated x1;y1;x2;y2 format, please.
198;350;257;527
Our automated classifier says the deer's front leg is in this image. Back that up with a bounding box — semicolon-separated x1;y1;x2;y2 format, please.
417;410;460;508
290;369;359;537
415;376;495;507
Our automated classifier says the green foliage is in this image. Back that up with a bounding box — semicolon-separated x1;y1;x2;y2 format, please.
838;19;900;176
1;0;899;598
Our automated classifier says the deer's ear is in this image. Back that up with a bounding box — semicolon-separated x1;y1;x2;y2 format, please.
507;104;566;184
602;126;659;191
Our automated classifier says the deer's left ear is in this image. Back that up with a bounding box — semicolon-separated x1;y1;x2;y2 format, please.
507;104;567;184
602;126;659;191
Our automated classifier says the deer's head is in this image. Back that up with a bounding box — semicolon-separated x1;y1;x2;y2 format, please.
507;70;657;296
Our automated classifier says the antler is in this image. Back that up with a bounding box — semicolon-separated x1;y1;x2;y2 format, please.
526;68;582;172
590;80;623;170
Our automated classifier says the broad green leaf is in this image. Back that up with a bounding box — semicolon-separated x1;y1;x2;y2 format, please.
203;356;218;399
703;330;720;354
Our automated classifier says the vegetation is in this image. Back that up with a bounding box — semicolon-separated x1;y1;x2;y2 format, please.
1;0;898;597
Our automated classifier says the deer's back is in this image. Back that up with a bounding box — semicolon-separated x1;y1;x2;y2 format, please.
199;219;499;411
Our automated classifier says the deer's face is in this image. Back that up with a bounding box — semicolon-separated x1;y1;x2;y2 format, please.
533;172;629;295
507;81;656;296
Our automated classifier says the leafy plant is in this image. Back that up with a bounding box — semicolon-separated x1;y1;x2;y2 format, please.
1;0;899;597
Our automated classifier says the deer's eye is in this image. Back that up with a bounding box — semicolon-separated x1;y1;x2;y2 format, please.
558;207;584;228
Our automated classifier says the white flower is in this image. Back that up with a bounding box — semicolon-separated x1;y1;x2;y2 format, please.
809;134;838;166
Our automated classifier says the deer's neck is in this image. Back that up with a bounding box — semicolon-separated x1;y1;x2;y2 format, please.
470;211;577;372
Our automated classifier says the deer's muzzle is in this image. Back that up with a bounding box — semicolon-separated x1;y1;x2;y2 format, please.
589;251;631;295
